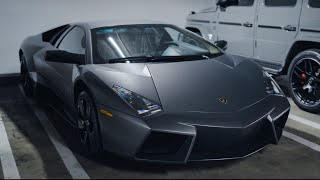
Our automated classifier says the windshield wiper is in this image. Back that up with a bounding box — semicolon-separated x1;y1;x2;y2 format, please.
108;53;222;64
150;54;222;61
109;56;154;63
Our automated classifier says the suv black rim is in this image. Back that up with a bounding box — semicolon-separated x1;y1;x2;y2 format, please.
77;95;94;146
291;57;320;106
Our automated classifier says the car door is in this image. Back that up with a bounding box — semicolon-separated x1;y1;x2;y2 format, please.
255;0;302;69
46;26;86;101
217;0;257;57
186;0;219;44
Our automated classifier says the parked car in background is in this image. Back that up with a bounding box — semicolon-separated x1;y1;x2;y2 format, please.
186;0;320;113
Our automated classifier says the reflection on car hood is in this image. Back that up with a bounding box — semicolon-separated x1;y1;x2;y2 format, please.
147;55;268;113
94;55;268;113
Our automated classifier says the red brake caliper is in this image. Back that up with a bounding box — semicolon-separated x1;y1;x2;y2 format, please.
301;73;307;85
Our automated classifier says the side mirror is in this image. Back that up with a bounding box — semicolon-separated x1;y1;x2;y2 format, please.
214;40;228;50
217;0;239;10
45;50;85;64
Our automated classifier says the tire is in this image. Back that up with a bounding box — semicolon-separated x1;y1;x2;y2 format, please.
287;49;320;113
20;54;34;97
76;90;102;155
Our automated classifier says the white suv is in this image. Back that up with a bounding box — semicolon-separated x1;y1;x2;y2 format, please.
186;0;320;113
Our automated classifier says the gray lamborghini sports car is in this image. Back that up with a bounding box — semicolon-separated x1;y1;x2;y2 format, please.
20;20;290;163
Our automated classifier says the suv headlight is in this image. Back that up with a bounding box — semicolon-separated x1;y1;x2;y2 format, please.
263;72;283;95
113;85;162;117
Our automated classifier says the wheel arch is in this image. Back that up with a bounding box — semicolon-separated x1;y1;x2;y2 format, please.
19;47;36;73
73;79;94;106
283;41;320;75
19;48;35;74
19;49;24;62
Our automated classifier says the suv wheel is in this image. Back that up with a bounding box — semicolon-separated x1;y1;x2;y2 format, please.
288;49;320;113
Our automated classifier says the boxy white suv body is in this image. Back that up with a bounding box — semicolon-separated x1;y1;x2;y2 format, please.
186;0;320;113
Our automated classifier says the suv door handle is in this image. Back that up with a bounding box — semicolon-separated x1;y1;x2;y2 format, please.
284;25;296;31
243;22;253;27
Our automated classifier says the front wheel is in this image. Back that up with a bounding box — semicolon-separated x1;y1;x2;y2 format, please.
20;54;34;97
76;90;102;155
288;49;320;113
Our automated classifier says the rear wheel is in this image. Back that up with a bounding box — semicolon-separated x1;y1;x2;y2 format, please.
288;49;320;113
76;90;102;155
20;54;34;97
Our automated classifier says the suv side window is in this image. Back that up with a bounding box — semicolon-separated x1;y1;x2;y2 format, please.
265;0;297;7
58;26;86;55
165;27;207;49
309;0;320;8
231;0;254;6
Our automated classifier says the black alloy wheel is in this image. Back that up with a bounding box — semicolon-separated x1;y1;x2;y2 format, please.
77;90;102;155
288;49;320;113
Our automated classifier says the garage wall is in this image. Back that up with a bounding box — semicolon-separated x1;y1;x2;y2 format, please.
0;0;211;75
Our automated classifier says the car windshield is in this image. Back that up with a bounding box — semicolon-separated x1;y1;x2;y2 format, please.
91;24;222;64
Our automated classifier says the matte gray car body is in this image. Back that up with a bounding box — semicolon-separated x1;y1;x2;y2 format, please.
19;20;291;163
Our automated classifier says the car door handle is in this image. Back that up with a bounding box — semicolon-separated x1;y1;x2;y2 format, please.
284;25;296;31
243;22;253;27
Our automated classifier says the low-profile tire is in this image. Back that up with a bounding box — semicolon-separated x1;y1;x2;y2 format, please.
287;49;320;113
20;54;34;97
76;90;102;155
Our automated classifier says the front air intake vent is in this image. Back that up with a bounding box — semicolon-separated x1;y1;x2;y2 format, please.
138;131;187;155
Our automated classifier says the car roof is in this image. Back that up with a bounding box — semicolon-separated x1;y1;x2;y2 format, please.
74;19;167;29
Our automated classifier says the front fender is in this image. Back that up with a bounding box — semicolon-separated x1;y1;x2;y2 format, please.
79;69;139;118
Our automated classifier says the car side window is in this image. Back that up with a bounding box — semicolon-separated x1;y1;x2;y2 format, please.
58;26;86;55
309;0;320;8
51;25;71;46
265;0;297;7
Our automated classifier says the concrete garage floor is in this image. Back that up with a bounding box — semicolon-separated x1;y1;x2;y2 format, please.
0;81;320;179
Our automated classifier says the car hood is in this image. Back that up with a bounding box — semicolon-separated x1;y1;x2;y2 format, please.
147;55;268;113
93;55;268;113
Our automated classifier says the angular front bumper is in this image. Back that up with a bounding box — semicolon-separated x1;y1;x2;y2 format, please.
98;95;290;163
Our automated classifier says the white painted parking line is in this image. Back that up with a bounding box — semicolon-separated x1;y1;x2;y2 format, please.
289;114;320;130
283;131;320;153
0;114;21;179
18;86;90;179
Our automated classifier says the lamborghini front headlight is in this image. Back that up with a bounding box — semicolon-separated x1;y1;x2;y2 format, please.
263;71;283;95
113;85;162;117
